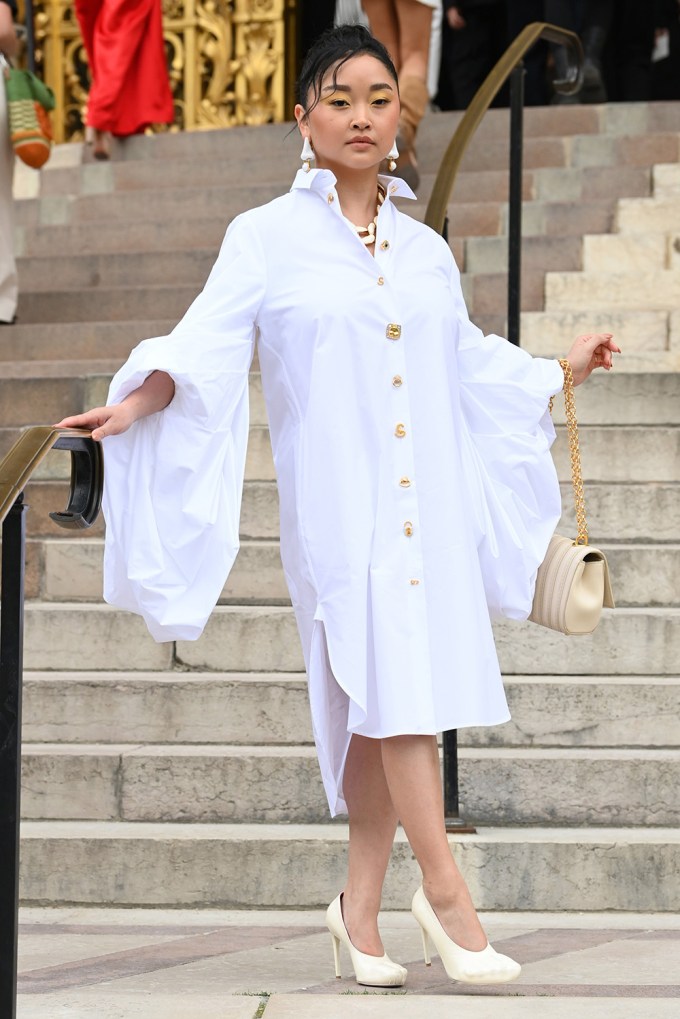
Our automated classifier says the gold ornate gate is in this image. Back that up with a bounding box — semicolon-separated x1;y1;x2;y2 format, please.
16;0;295;143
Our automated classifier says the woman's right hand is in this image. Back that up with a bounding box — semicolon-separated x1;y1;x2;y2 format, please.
55;370;175;441
54;403;136;442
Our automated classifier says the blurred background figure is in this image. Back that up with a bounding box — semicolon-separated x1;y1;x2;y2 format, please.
74;0;174;160
361;0;439;190
0;0;18;324
650;0;680;100
299;0;337;63
506;0;549;104
545;0;614;103
602;0;654;102
439;1;508;110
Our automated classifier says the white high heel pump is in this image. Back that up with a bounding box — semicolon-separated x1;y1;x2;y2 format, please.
326;894;407;987
411;886;521;984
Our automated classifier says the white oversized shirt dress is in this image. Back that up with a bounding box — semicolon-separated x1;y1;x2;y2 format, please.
102;168;565;815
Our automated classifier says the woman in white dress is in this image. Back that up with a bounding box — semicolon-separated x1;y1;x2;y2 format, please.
57;24;619;991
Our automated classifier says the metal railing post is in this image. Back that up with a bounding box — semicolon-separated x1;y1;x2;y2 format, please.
0;493;27;1019
443;729;477;835
507;62;525;347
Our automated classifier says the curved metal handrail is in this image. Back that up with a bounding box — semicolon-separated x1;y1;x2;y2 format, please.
0;426;103;530
425;22;583;235
1;423;103;1018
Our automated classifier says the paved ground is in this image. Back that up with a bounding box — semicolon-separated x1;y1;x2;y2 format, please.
16;907;680;1017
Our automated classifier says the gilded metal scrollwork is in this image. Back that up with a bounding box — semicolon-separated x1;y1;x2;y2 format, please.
15;0;288;143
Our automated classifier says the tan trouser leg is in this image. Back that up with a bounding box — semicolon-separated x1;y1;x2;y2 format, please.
398;75;430;146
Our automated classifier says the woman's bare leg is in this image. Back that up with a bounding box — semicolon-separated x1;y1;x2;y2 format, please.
362;0;401;69
342;733;400;955
381;734;488;950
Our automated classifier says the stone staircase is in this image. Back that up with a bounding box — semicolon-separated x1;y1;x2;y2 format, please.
5;102;679;911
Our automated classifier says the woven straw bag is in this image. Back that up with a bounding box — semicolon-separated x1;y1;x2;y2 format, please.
529;359;615;635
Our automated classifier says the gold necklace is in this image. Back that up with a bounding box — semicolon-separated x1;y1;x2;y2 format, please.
348;184;386;246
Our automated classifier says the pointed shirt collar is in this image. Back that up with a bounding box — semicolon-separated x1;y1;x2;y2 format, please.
291;167;417;201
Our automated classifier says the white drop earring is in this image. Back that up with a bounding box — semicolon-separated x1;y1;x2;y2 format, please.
301;136;314;172
387;140;399;172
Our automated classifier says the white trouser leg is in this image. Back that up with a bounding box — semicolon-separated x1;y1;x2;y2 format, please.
0;78;18;322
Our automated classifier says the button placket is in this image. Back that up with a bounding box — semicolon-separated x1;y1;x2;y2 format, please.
385;315;423;588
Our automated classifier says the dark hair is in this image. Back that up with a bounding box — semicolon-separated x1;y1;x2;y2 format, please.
295;24;399;117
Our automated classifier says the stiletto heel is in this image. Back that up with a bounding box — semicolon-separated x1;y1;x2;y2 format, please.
330;932;341;978
326;893;407;987
419;923;432;966
411;886;521;985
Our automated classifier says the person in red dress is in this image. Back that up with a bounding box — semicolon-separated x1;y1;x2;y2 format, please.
74;0;174;158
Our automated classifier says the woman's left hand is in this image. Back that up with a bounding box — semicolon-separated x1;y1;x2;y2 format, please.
565;333;622;386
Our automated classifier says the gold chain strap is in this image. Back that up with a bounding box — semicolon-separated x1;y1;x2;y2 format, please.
555;358;589;545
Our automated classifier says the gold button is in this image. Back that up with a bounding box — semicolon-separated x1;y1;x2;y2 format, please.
410;578;420;586
394;423;406;438
399;477;411;488
403;521;413;537
377;276;385;286
392;375;403;388
327;194;334;203
386;323;401;340
390;185;398;194
380;240;390;250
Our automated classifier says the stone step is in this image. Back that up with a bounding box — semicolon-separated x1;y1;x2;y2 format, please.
17;284;201;324
582;233;677;274
21;603;680;674
520;310;671;355
15;217;231;258
552;425;680;483
547;372;680;425
0;321;176;363
18;821;680;910
17;250;216;291
19;743;680;826
653;163;680;198
17;182;288;229
529;164;651;203
0;376;87;428
545;269;680;312
39;147;299;196
464;235;582;275
617;196;680;234
25;538;680;609
18;477;680;543
21;672;680;748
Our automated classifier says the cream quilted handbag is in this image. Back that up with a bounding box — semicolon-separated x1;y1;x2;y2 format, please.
529;359;615;635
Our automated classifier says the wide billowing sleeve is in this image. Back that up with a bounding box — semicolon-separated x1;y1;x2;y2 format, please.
449;256;565;620
101;214;266;642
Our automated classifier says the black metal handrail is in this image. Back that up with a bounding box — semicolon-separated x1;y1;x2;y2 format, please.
425;22;583;344
429;23;583;833
0;427;102;1019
